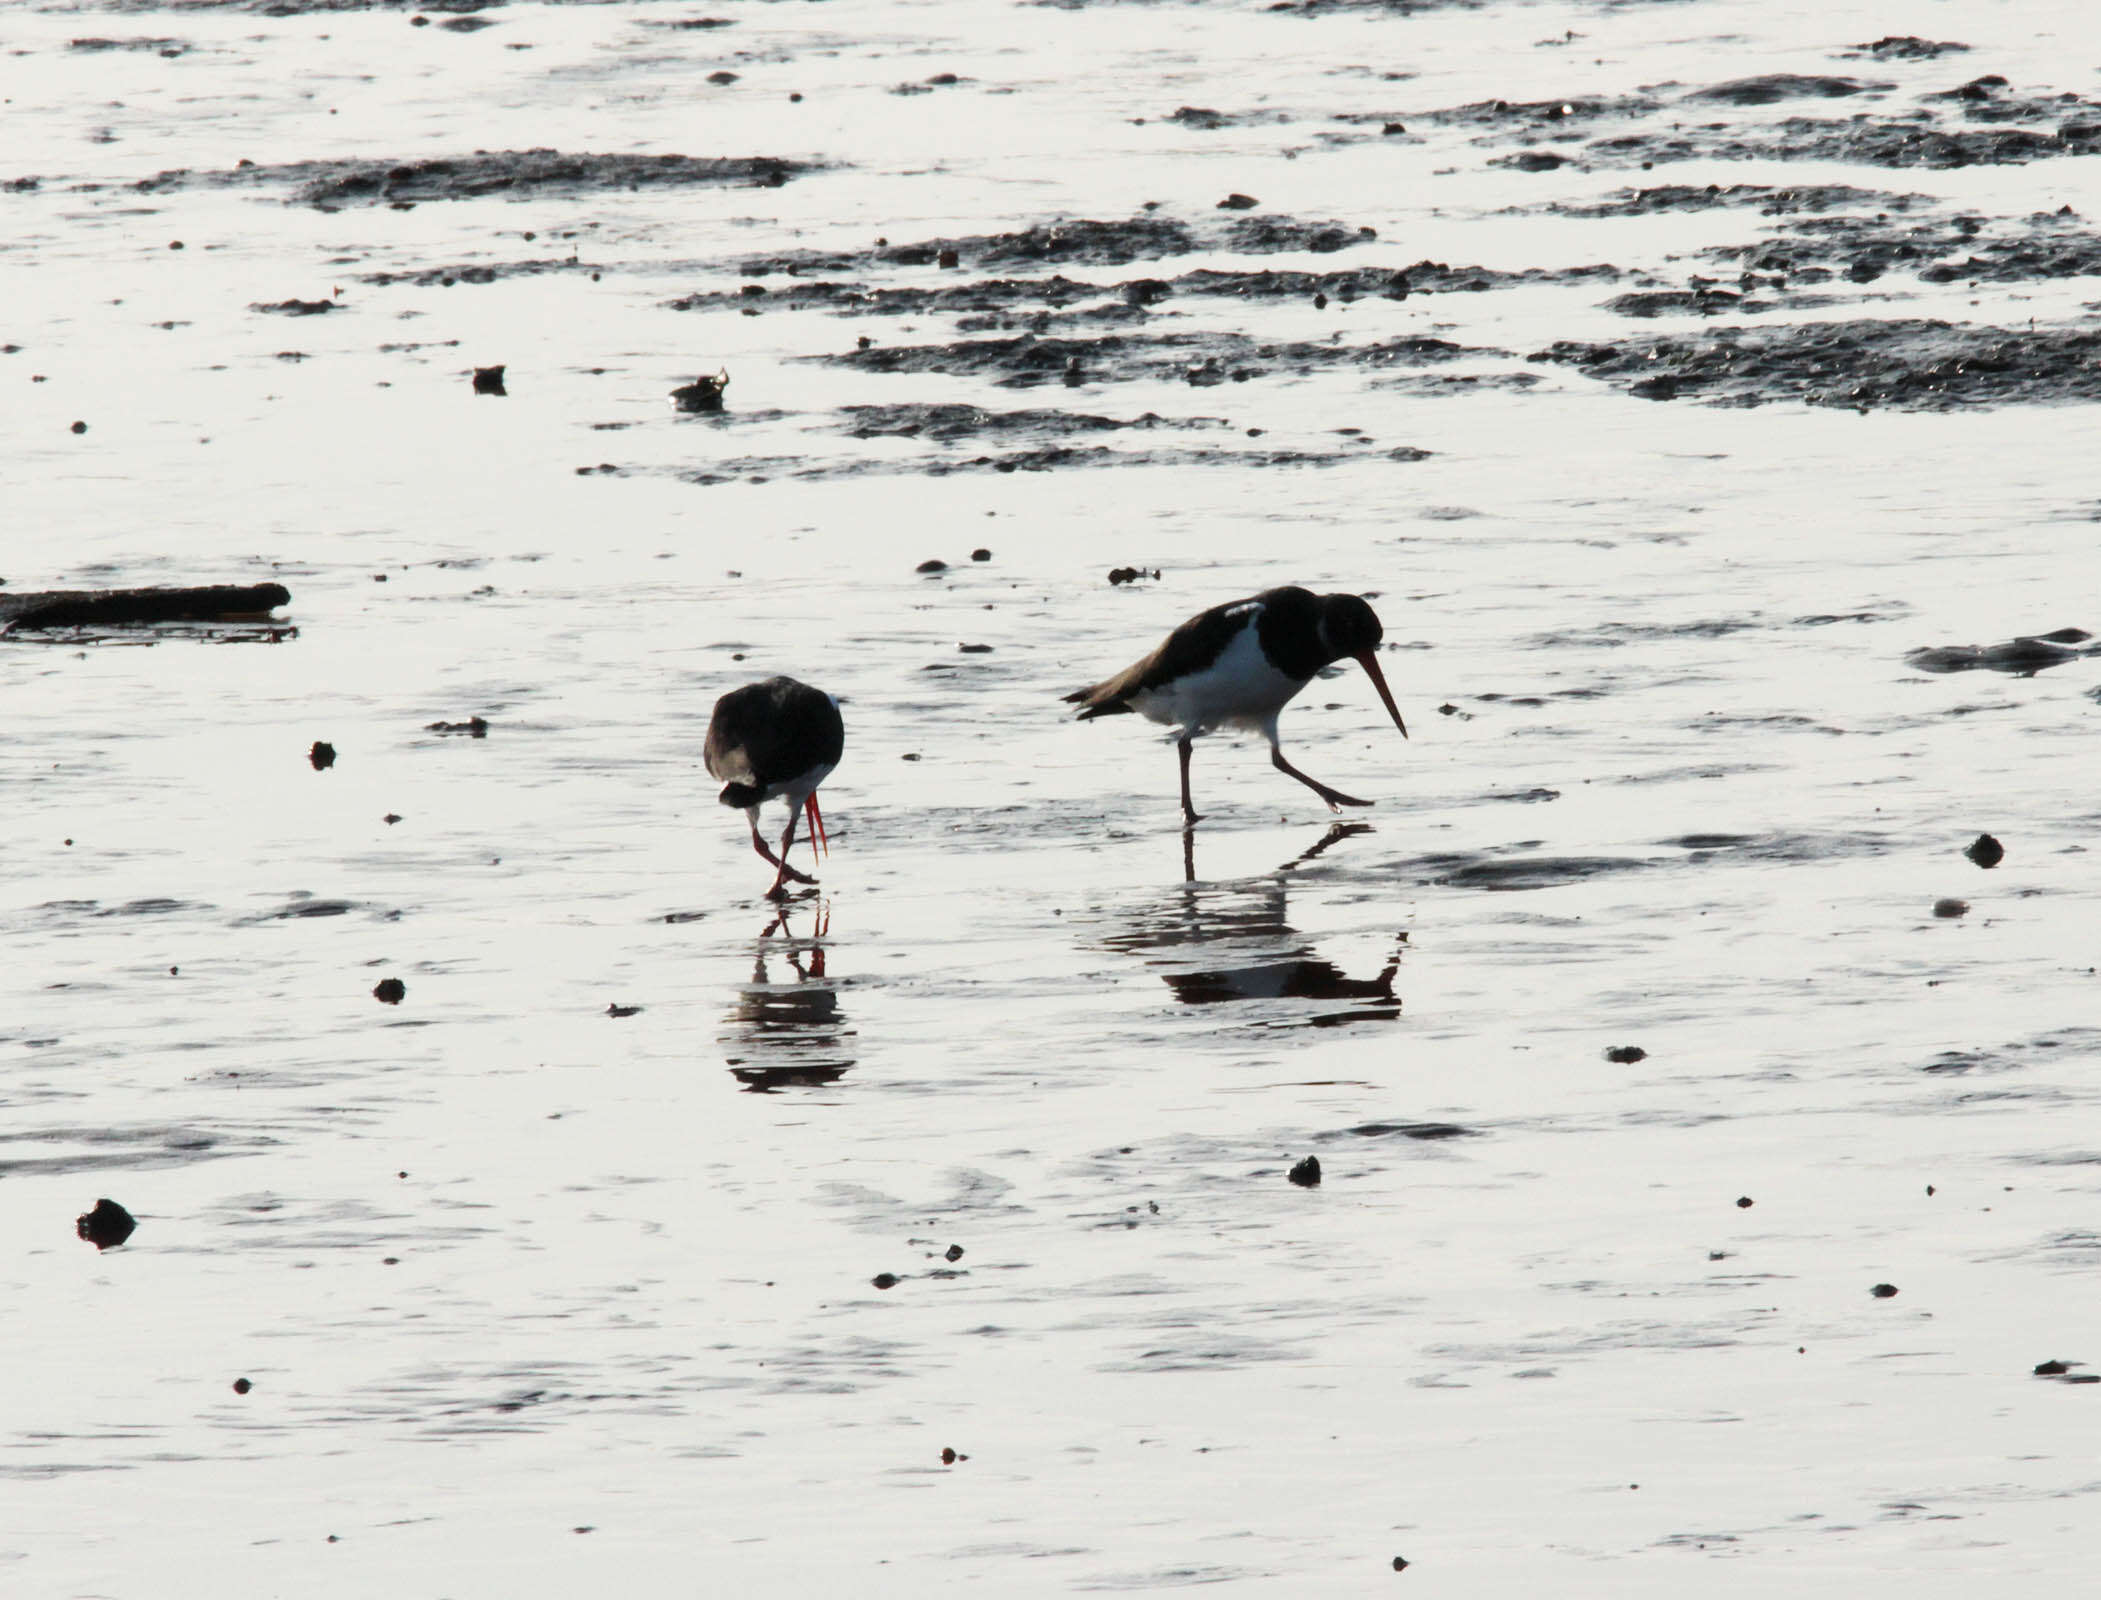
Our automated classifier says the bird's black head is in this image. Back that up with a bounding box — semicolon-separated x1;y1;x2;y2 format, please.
718;782;763;810
1316;593;1384;662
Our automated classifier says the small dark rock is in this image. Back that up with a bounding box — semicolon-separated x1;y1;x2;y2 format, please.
606;1003;641;1018
916;558;948;573
1217;192;1259;210
232;1377;253;1394
472;364;507;395
938;248;960;269
941;1446;961;1464
1735;1195;1754;1209
970;548;992;562
426;716;489;737
1604;1044;1647;1064
70;420;87;434
872;1272;900;1290
707;70;738;85
309;740;336;770
1965;833;2004;868
958;642;993;653
76;1198;137;1250
1932;898;1969;919
1871;1282;1899;1298
2035;1359;2071;1375
373;977;407;1005
1288;1155;1322;1188
1392;1556;1410;1572
383;813;402;824
945;1244;964;1262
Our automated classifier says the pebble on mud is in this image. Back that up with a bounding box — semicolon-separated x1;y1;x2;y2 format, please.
1288;1155;1322;1188
70;420;87;434
1735;1195;1754;1209
1392;1556;1409;1572
916;558;948;573
232;1377;253;1394
472;364;507;395
1966;833;2005;868
309;740;337;770
1871;1282;1899;1298
1933;898;1969;918
872;1273;900;1290
971;548;992;561
76;1198;137;1250
671;370;730;413
945;1244;964;1262
1604;1044;1647;1063
373;977;407;1005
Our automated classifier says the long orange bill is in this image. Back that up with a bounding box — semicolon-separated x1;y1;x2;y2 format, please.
1354;651;1408;739
806;793;829;860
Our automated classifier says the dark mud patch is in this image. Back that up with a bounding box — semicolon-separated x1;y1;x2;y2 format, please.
723;211;1376;281
134;150;815;208
1;1125;261;1180
1419;853;1648;892
682;436;1425;486
69;37;188;55
839;403;1222;442
673;258;1604;329
1698;204;2101;291
1532;319;2101;409
1906;630;2096;676
1683;75;1893;107
1583;107;2101;172
819;327;1487;390
1543;184;1925;219
1660;831;1899;865
1408;76;2101;171
362;257;595;287
1843;38;1970;62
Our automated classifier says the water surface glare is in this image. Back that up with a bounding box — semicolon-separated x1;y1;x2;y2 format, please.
6;0;2101;1592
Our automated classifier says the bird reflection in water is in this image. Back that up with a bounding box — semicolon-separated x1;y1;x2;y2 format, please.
722;901;856;1091
1121;825;1405;1025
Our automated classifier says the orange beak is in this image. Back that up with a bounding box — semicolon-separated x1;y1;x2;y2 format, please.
1354;651;1408;739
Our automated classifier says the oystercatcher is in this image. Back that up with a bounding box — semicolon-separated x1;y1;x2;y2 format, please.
1065;586;1407;826
704;676;844;898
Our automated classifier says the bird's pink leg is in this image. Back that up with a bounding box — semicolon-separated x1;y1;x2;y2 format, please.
747;809;817;897
805;792;829;861
1271;745;1372;811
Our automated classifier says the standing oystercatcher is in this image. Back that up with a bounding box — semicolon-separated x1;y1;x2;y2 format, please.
704;676;844;897
1065;586;1407;826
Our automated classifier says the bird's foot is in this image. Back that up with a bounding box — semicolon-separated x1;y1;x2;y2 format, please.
1318;789;1372;811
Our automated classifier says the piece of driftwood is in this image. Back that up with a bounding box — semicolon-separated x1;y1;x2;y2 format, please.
0;582;291;632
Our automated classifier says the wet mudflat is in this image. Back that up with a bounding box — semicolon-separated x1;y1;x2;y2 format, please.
6;0;2101;1592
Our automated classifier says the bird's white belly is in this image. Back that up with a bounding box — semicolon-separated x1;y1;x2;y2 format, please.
760;760;836;809
1129;625;1305;737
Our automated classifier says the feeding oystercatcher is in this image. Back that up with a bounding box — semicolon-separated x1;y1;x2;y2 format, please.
1065;586;1407;826
704;676;844;897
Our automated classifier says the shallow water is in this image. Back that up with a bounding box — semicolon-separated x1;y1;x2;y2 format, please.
6;0;2101;1592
